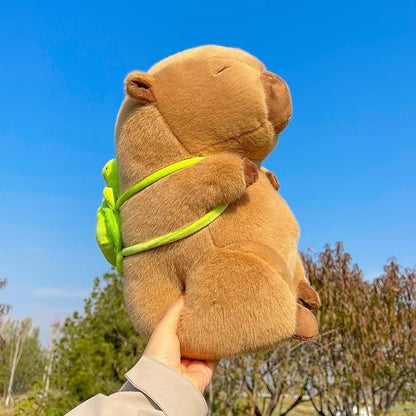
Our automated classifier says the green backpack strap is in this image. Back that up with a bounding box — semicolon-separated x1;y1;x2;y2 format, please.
95;157;228;275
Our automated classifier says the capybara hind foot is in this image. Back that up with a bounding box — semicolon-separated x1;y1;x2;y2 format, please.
297;281;321;311
293;304;318;341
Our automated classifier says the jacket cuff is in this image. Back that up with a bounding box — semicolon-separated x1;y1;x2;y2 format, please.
125;355;208;416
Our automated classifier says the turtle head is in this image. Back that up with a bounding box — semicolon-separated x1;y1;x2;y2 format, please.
102;159;120;197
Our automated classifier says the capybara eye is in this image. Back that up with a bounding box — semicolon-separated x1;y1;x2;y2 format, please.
215;65;230;75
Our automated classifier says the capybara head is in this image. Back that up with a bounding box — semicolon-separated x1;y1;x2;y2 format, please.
116;45;292;165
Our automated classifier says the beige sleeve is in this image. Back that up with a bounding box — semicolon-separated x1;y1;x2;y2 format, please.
65;356;208;416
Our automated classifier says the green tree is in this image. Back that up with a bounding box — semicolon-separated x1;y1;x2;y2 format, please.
358;259;416;415
41;271;146;415
210;343;313;416
210;243;416;416
0;318;45;405
300;243;373;415
301;244;416;416
16;246;416;416
0;279;11;349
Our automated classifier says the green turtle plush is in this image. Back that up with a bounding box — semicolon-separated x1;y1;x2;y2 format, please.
95;159;123;272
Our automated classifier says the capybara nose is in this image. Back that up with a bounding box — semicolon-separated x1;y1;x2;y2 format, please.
261;71;292;134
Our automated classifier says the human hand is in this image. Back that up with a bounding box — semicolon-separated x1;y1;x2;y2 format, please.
143;296;218;393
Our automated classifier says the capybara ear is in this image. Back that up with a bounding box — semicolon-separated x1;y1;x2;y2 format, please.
124;71;156;105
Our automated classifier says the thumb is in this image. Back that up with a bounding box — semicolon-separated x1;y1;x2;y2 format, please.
154;296;185;335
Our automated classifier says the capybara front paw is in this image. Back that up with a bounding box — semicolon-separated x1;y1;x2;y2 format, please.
242;157;258;187
261;168;280;191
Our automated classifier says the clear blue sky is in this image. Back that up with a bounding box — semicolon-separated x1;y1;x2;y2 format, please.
1;0;415;343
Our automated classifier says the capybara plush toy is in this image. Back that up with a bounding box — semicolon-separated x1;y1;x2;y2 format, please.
101;45;321;359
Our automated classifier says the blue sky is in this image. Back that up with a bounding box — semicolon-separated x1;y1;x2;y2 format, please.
1;0;415;343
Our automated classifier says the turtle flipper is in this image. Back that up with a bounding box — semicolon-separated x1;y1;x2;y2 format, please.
103;186;117;209
96;205;117;266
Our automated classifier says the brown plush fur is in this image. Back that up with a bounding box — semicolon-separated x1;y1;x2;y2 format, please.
115;45;320;359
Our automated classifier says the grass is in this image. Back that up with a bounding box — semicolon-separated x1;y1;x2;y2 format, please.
270;399;315;416
0;400;17;416
266;398;416;416
389;403;416;416
277;401;315;416
0;407;13;416
1;397;415;415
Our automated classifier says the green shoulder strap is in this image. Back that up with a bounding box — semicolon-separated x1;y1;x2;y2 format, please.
95;157;228;274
